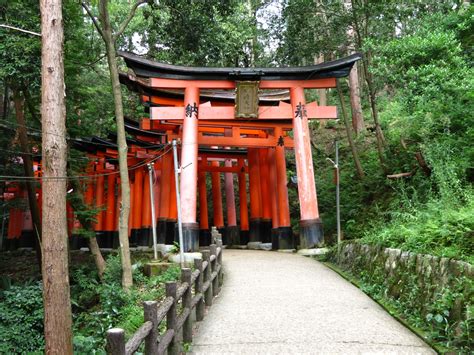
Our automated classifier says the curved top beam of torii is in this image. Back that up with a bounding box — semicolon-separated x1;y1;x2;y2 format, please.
118;51;362;81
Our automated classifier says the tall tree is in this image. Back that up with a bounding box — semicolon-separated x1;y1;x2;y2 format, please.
82;0;147;289
13;90;42;266
40;0;73;352
336;79;364;179
344;0;364;134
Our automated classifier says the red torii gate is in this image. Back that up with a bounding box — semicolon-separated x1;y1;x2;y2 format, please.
120;51;361;251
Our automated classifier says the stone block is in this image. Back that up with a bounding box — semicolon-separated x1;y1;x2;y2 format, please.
144;261;172;277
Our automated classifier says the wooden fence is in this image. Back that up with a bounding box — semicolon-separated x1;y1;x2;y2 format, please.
106;243;223;355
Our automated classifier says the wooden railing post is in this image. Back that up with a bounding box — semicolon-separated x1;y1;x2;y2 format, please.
107;328;126;355
210;244;219;296
217;241;223;287
202;250;213;306
181;268;193;344
143;301;158;354
194;258;205;321
166;281;178;355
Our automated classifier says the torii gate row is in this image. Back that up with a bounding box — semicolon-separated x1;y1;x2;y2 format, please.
120;51;361;251
71;134;259;249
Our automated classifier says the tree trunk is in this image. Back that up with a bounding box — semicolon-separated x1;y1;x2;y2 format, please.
68;180;106;279
337;79;365;179
40;0;73;353
13;90;42;268
348;63;364;134
344;0;364;134
2;85;8;120
99;0;133;289
88;236;106;277
349;0;386;171
314;54;327;106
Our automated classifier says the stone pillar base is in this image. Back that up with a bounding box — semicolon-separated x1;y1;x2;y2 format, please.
271;228;280;250
299;219;323;249
199;229;212;246
182;223;199;252
278;226;294;250
225;225;240;246
249;218;262;243
240;230;250;245
261;219;272;243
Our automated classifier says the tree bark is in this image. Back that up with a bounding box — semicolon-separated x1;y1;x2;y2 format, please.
13;90;42;268
68;180;106;278
40;0;73;353
344;0;364;134
348;63;364;134
98;0;133;289
314;54;327;106
2;85;8;120
337;79;365;179
349;0;386;172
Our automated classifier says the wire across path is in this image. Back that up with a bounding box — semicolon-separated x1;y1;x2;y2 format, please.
191;249;434;354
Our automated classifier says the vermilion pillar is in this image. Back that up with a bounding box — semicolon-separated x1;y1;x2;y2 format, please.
259;148;272;243
238;158;249;245
95;174;105;232
248;148;262;243
179;86;200;251
211;160;224;230
224;157;238;245
291;87;323;248
267;148;280;249
159;151;172;244
167;158;177;245
105;174;116;232
132;168;144;245
128;179;134;237
275;127;293;249
198;159;211;246
142;168;152;246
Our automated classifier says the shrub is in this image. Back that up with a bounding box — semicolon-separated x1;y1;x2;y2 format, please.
0;282;44;353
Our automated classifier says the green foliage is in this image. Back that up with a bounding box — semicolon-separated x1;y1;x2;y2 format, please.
0;282;44;353
70;254;181;352
327;248;472;352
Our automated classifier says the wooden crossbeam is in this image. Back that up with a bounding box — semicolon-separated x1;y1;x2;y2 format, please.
150;78;337;89
151;101;337;121
199;165;247;173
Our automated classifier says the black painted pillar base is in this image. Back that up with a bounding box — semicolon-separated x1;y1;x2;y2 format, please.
271;228;280;250
5;238;19;251
166;219;177;245
278;226;294;249
261;219;272;243
217;227;225;244
182;223;199;252
157;218;167;244
70;234;85;250
199;229;212;246
299;218;324;249
111;232;119;249
138;227;151;247
19;231;34;248
249;218;262;242
129;229;140;247
240;230;250;245
225;225;240;246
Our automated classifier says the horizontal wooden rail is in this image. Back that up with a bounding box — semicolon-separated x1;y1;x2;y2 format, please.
106;243;224;355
